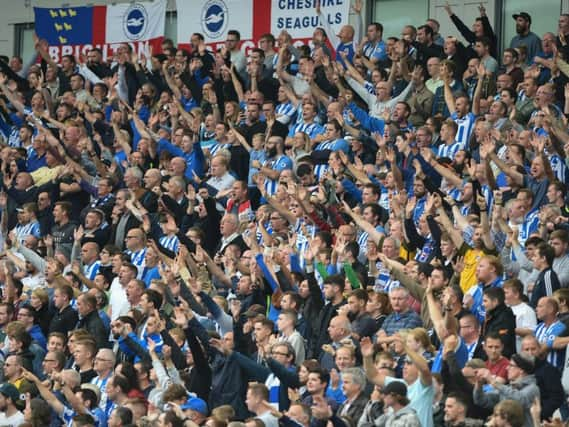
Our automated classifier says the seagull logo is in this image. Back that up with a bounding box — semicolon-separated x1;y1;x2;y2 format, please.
202;0;228;38
126;17;145;27
123;4;148;40
205;11;224;25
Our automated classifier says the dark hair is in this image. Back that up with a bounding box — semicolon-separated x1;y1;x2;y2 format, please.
350;288;368;302
344;241;360;259
260;33;275;44
315;231;333;248
72;413;96;427
369;22;383;34
117;316;137;332
114;407;133;425
62;54;76;64
485;331;504;342
483;287;505;305
112;374;131;394
29;398;51;427
446;392;469;411
57;284;74;301
308;366;330;388
282;291;302;309
324;274;345;288
251;48;265;60
418;25;434;38
504;48;519;61
501;87;516;99
537;243;555;267
80;388;99;409
143;289;163;310
227;30;241;40
476;36;491;48
525;236;544;247
254;318;274;331
71;73;85;84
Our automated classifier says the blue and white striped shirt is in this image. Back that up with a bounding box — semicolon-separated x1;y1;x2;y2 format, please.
451;112;476;147
14;220;41;245
159;235;180;253
288;122;325;139
535;320;566;370
83;261;101;281
126;248;146;279
276;102;297;125
437;141;463;159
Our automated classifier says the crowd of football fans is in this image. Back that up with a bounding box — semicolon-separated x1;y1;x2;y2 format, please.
0;1;568;426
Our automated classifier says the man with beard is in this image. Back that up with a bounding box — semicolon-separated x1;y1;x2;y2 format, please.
252;136;292;197
308;274;346;359
510;13;542;64
0;383;24;426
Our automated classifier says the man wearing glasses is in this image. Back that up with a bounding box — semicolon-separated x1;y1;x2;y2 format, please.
90;349;116;414
226;30;246;74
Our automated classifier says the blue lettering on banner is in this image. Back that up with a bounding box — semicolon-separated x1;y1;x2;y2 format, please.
276;0;343;9
276;12;342;29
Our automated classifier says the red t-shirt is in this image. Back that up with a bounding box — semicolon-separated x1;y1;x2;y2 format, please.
486;356;509;380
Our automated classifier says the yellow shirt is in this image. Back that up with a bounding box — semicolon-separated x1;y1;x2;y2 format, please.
30;165;63;186
459;246;483;293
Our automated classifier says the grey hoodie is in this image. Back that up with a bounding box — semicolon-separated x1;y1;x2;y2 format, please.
473;374;540;427
375;405;421;427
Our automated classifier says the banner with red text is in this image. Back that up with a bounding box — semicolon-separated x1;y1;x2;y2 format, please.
34;0;167;63
177;0;350;53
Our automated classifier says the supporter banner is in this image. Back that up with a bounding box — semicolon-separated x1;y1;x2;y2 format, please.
271;0;350;39
177;0;350;53
34;0;167;63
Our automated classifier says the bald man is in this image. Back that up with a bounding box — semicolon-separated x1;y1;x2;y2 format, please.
143;168;162;191
320;315;356;371
80;241;101;281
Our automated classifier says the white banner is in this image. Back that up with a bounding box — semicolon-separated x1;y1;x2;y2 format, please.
271;0;350;39
177;0;254;44
106;0;167;44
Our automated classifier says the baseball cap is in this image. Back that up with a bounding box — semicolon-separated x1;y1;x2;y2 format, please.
181;397;208;415
80;383;101;405
382;381;407;397
512;12;531;24
0;383;20;403
511;353;535;374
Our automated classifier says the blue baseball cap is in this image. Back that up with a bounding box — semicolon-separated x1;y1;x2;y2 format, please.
181;397;208;415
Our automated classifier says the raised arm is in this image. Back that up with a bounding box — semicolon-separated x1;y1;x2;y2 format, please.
276;46;294;83
229;64;245;103
433;194;464;249
162;62;182;100
342;200;385;244
484;137;524;187
472;64;486;116
360;336;387;386
421;147;463;188
476;193;495;250
443;72;456;115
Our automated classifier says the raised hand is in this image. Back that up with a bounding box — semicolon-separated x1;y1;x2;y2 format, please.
360;336;376;358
